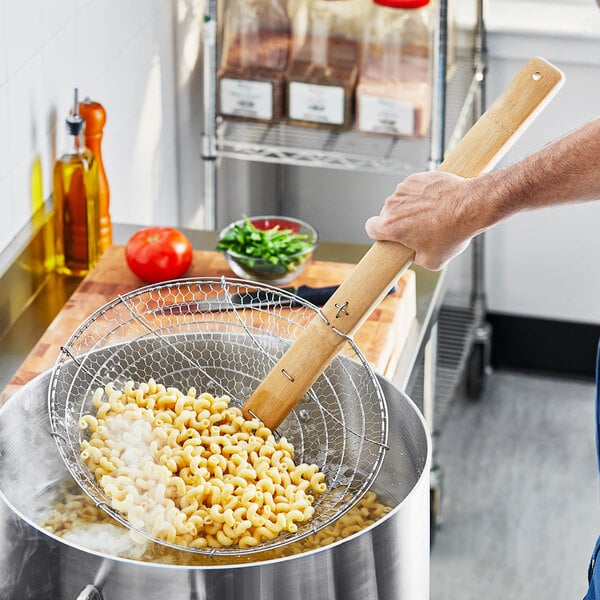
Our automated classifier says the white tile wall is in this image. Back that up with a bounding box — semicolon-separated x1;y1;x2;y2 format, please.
0;175;11;251
40;0;76;46
11;153;36;230
0;1;7;86
4;0;43;77
0;0;191;259
6;53;45;168
0;84;9;182
74;3;113;87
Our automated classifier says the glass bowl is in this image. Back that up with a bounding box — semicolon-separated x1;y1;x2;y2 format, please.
217;215;319;285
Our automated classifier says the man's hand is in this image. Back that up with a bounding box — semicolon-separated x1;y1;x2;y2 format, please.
365;171;486;271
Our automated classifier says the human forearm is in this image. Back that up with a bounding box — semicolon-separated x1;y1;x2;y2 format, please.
481;118;600;225
366;118;600;270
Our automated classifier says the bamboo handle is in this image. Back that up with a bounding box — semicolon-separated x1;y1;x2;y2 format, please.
243;57;564;429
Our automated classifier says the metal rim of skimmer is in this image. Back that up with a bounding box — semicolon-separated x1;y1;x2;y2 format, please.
48;276;389;556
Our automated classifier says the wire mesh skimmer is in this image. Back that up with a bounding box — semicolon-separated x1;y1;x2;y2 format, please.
48;277;388;556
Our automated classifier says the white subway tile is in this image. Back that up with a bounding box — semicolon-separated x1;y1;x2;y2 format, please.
41;20;77;136
107;22;155;124
107;0;134;61
0;84;9;181
8;152;34;234
99;82;125;167
129;0;158;33
4;0;42;77
38;128;55;205
6;53;45;170
132;59;166;221
40;0;76;45
0;175;12;251
75;0;94;12
75;0;112;84
0;0;8;85
154;0;167;18
103;107;142;224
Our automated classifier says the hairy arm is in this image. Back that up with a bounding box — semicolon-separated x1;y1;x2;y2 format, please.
365;118;600;270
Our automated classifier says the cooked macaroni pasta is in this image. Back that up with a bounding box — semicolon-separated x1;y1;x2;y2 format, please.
78;379;329;549
41;483;391;564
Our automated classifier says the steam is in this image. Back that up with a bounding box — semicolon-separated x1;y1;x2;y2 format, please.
0;501;56;596
90;410;175;539
62;523;148;560
0;391;72;520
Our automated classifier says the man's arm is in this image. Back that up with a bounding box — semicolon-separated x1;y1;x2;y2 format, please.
365;118;600;270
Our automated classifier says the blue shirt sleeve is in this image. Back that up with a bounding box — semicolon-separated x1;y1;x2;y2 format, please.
582;343;600;599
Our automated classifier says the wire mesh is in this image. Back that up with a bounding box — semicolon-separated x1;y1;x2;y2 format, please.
48;277;388;556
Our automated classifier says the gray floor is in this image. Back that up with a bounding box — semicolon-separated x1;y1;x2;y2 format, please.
430;370;600;600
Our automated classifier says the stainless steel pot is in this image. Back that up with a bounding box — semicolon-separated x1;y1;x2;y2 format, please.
0;368;430;600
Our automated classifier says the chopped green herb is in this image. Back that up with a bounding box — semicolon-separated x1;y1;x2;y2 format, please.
217;218;314;277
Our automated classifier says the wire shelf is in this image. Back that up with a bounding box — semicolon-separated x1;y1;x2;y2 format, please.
216;52;477;175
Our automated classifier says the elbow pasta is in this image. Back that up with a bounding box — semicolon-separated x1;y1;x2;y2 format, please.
77;379;332;550
42;481;391;565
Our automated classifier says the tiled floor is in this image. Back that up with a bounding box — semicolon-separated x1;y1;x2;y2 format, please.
430;370;600;600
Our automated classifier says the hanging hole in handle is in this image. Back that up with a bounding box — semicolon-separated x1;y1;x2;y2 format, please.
532;71;542;81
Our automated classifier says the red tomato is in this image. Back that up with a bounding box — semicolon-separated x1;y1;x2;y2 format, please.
125;227;193;283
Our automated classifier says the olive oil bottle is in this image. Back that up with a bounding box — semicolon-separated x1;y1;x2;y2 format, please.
53;89;100;276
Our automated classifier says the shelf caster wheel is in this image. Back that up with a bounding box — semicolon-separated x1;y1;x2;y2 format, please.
465;323;492;400
430;465;443;546
465;342;486;400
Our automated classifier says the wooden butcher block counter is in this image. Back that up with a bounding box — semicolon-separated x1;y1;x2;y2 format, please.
3;245;416;399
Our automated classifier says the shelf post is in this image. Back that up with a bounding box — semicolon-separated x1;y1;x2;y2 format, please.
429;0;448;170
471;0;489;316
202;0;218;231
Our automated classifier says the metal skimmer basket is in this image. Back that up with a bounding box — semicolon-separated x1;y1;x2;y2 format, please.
48;277;388;556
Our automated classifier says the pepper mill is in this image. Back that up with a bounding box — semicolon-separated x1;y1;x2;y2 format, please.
79;97;112;252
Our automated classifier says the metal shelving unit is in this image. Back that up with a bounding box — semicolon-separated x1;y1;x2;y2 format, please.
200;0;489;538
215;51;477;174
201;1;480;188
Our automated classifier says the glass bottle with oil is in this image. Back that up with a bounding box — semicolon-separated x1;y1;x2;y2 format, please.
53;89;100;276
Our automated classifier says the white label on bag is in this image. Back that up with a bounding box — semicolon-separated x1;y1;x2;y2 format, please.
358;94;415;136
288;82;345;125
220;78;273;120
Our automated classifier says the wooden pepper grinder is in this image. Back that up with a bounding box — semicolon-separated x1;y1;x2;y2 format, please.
79;97;112;252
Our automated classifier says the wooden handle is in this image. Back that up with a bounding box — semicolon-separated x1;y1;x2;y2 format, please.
243;57;564;429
